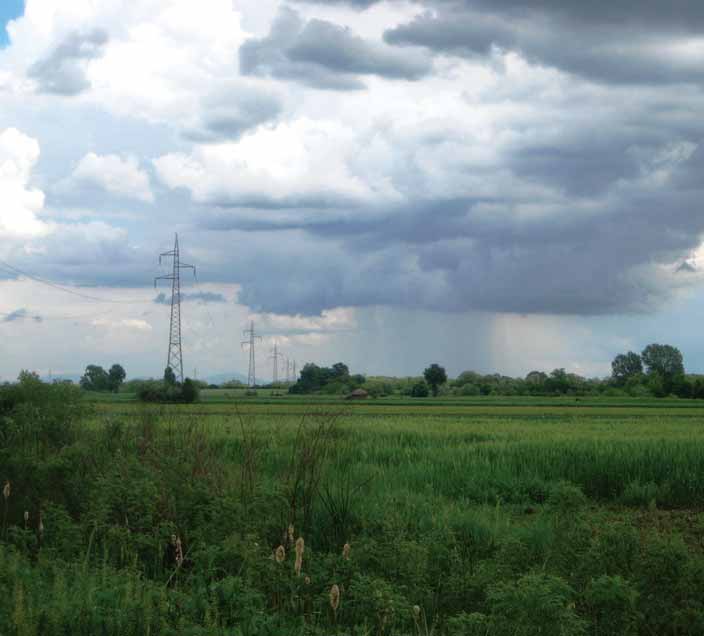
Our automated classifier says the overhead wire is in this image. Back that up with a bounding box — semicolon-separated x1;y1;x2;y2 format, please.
0;257;153;305
0;307;120;322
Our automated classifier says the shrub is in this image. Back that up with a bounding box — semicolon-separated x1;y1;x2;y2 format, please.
181;378;200;403
411;381;429;398
488;573;587;635
0;372;84;450
136;379;199;403
584;575;639;636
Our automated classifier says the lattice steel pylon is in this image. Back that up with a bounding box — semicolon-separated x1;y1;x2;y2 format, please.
155;234;195;384
241;320;261;388
270;342;284;385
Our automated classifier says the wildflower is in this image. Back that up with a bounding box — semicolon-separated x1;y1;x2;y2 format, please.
295;537;305;576
2;481;9;500
23;511;28;530
330;584;340;613
304;576;311;586
413;605;422;623
342;542;351;560
275;545;286;563
287;524;295;546
38;513;44;536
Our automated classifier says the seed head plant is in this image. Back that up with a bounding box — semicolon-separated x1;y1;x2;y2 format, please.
275;545;286;564
343;542;351;560
175;536;184;567
2;480;9;537
330;583;341;615
295;537;305;576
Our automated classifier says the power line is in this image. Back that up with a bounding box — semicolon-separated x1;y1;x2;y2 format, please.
0;307;119;322
0;258;150;304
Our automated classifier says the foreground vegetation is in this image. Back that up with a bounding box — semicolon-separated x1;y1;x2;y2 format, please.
2;374;704;634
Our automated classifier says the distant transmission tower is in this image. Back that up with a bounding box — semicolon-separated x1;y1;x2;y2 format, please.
292;360;297;381
270;342;284;384
241;321;261;388
155;233;195;384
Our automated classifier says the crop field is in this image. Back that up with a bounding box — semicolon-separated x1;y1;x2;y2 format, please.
3;393;704;634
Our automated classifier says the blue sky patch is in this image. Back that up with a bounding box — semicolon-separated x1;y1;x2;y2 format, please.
0;0;24;47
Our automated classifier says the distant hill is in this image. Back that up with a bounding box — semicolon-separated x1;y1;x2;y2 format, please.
203;371;251;386
41;373;82;384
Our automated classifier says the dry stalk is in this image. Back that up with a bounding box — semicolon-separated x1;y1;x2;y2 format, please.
2;480;9;536
330;583;341;623
295;537;305;576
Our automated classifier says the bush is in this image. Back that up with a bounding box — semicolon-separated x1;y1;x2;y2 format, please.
488;573;586;635
584;575;639;636
181;378;200;403
0;372;85;450
136;379;199;403
411;381;429;398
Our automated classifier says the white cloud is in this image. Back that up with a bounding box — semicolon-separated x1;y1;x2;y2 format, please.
69;152;154;202
0;127;48;239
91;318;152;331
154;117;403;209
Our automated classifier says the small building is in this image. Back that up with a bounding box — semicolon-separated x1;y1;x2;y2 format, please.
346;388;369;400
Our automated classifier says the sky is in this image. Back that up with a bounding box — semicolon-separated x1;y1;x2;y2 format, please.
1;0;704;382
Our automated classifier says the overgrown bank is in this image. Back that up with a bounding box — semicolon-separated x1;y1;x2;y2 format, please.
1;375;704;634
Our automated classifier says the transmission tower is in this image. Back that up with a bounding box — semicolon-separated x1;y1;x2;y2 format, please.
292;360;297;382
241;321;261;388
270;342;284;384
154;234;195;384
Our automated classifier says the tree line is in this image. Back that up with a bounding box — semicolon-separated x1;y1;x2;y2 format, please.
72;341;704;400
287;343;703;399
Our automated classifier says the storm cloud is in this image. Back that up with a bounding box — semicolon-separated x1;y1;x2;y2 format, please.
240;7;431;90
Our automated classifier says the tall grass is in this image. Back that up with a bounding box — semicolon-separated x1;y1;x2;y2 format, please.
3;400;704;634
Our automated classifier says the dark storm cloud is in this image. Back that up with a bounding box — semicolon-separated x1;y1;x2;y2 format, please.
383;2;704;86
184;84;283;143
239;7;431;90
28;29;108;95
154;292;227;305
191;96;704;317
302;0;704;29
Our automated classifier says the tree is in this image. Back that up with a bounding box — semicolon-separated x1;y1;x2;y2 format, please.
80;365;110;392
331;362;350;379
641;344;684;394
423;364;448;397
181;378;199;403
611;352;643;386
164;367;177;387
545;368;570;394
411;380;429;398
107;364;126;393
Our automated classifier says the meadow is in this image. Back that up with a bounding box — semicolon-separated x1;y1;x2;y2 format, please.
2;385;704;634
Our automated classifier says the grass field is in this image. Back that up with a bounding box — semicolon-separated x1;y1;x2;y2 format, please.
3;393;704;634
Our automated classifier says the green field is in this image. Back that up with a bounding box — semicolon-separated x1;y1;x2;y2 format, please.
3;393;704;634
